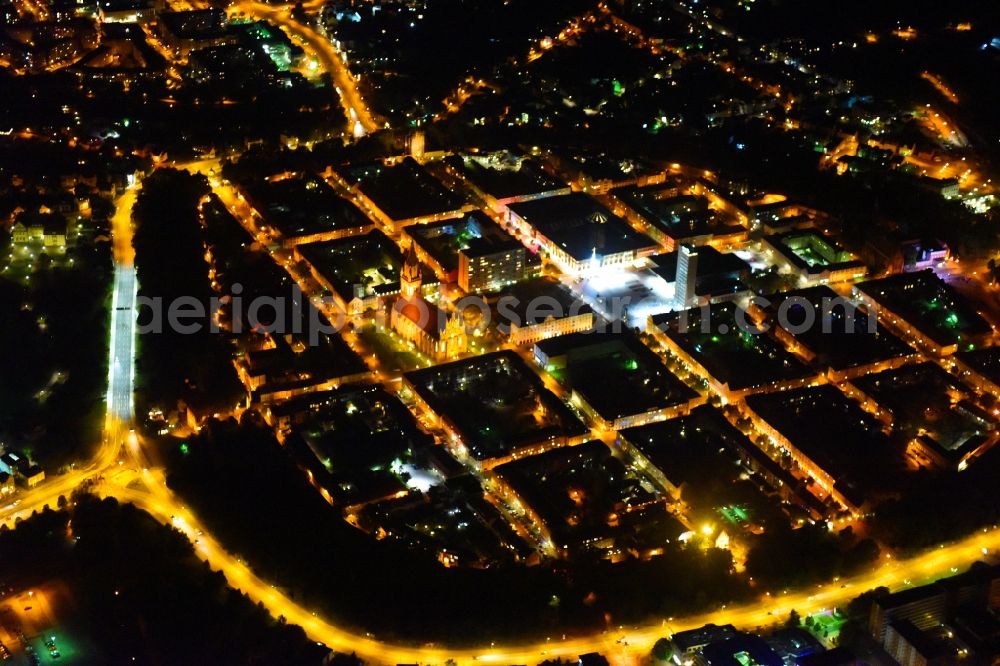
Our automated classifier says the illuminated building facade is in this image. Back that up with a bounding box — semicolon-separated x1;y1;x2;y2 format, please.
507;194;659;276
390;244;468;360
674;244;698;308
458;241;526;292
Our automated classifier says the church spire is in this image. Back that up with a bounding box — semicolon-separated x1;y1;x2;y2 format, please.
400;242;422;298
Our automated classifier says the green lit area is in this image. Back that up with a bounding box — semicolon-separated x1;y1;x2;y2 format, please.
243;23;273;39
238;21;296;72
718;504;750;526
803;609;847;642
783;233;851;268
262;43;292;72
28;631;86;663
547;337;697;422
860;272;992;348
917;294;974;336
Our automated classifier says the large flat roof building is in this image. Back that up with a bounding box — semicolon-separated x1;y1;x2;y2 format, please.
762;230;866;286
495;277;594;346
507;194;659;275
401;211;527;289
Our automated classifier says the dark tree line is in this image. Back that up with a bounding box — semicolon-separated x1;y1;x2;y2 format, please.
0;496;327;664
745;524;881;590
0;240;111;468
131;168;243;419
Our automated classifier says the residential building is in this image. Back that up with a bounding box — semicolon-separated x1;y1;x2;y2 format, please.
458;239;526;292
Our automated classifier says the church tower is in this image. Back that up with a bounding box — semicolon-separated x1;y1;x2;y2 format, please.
400;242;422;299
439;310;468;359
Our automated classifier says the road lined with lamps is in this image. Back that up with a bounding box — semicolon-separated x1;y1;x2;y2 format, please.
1;165;999;666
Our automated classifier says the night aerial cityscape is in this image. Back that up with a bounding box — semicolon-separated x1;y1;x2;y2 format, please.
2;0;1000;664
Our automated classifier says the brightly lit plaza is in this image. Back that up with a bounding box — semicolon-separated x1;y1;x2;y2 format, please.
574;265;676;328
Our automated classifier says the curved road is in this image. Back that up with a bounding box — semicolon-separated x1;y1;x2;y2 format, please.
92;481;1000;666
230;0;381;137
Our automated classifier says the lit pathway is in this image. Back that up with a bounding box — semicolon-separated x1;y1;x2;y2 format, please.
230;0;381;137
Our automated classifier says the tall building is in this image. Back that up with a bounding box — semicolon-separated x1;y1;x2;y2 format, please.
458;239;525;292
400;242;423;299
408;130;425;159
883;620;956;666
675;244;699;308
869;563;1000;642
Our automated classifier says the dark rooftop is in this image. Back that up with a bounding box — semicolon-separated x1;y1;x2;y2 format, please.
496;277;592;329
537;330;698;422
274;384;432;506
652;245;750;281
852;362;990;452
494;440;661;550
795;647;857;666
651;245;751;298
405;211;519;273
559;151;664;184
241;175;371;240
617;406;791;530
243;332;368;400
447;153;567;200
745;385;904;507
341;157;467;222
159;9;228;40
701;633;783;666
358;475;532;566
404;351;587;461
615;186;745;241
765;230;863;274
187;43;280;84
764;286;915;371
618;405;753;492
296;229;434;303
955;346;1000;386
508;193;657;261
888;619;955;661
671;624;739;652
649;303;814;391
855;270;993;350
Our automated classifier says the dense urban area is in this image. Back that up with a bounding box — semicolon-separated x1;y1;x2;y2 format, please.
1;0;1000;664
